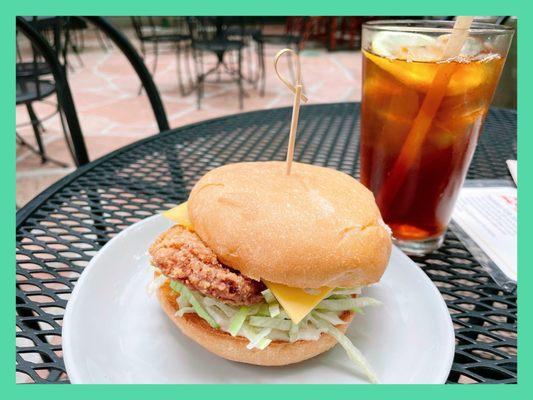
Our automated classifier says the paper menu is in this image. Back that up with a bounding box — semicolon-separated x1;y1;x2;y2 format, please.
452;186;517;282
506;160;517;185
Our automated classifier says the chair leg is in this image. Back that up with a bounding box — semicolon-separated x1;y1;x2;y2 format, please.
238;50;244;109
94;27;109;51
176;42;186;96
196;51;204;110
62;28;75;73
16;35;23;62
251;41;258;88
197;75;203;110
152;40;159;76
69;32;84;68
184;42;194;93
287;44;296;82
292;43;307;90
247;40;253;83
259;42;266;97
26;102;46;164
216;56;221;82
140;40;146;59
79;29;86;51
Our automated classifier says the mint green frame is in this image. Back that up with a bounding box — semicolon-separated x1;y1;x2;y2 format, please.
3;1;529;398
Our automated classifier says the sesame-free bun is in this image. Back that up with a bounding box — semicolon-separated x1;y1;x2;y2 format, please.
188;161;391;288
157;280;354;366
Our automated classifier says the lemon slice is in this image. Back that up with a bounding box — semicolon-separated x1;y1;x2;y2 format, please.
364;50;488;97
364;50;438;90
371;31;439;61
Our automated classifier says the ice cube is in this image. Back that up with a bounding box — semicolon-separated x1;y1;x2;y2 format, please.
405;45;444;62
436;34;485;59
371;31;437;61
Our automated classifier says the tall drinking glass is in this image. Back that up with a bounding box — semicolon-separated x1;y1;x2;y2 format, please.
360;20;514;254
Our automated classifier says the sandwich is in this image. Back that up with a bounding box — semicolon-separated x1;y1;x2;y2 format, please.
148;161;391;382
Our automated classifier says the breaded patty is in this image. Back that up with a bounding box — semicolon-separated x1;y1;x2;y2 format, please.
149;225;265;305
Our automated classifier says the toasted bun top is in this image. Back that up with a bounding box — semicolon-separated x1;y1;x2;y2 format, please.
188;161;391;288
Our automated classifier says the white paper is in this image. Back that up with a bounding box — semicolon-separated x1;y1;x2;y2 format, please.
452;186;517;282
507;160;517;185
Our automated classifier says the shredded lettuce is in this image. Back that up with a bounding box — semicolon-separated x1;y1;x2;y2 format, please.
330;287;362;296
288;322;299;342
229;306;249;336
317;297;381;312
261;289;276;303
176;291;191;310
165;279;380;382
268;302;280;317
147;273;167;295
248;316;292;330
241;323;272;350
313;310;347;325
246;327;272;350
310;313;379;383
169;281;219;329
175;306;195;317
295;321;325;341
203;296;236;318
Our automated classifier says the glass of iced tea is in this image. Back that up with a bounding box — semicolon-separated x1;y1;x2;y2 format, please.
360;20;513;254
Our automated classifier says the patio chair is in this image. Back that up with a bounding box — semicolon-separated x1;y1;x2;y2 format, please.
252;17;305;96
223;17;262;89
16;17;88;167
16;17;74;166
186;17;246;109
16;16;169;168
131;16;193;96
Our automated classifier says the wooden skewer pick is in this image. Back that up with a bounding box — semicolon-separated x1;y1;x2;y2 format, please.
274;49;308;175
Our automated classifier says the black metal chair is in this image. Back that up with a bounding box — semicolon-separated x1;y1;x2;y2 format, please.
64;16;110;55
16;16;169;168
16;17;74;166
131;16;192;96
16;17;88;167
224;17;263;88
252;17;304;96
186;17;246;109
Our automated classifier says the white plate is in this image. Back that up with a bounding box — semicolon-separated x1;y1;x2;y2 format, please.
63;214;455;384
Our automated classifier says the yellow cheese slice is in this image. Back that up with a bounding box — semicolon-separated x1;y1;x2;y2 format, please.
162;202;194;231
265;281;332;324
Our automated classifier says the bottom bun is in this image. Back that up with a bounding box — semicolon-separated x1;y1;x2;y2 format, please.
157;281;354;366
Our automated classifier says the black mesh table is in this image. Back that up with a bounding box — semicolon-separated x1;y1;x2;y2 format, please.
16;102;517;384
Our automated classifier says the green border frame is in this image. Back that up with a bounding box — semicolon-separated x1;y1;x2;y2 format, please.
3;1;530;398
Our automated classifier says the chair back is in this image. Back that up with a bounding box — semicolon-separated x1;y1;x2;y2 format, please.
16;16;89;165
86;17;169;132
130;16;160;40
186;17;219;43
16;16;170;167
16;17;65;101
131;16;188;40
186;17;245;44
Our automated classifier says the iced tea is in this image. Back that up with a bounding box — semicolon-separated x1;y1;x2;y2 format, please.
360;21;513;253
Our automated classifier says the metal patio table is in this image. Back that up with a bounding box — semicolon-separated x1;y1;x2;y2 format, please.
16;102;517;384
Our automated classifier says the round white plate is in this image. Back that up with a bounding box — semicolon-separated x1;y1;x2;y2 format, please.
63;214;455;384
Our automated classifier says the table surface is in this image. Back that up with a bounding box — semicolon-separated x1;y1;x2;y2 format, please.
16;102;517;384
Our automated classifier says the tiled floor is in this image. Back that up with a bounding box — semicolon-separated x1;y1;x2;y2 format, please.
16;30;363;207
